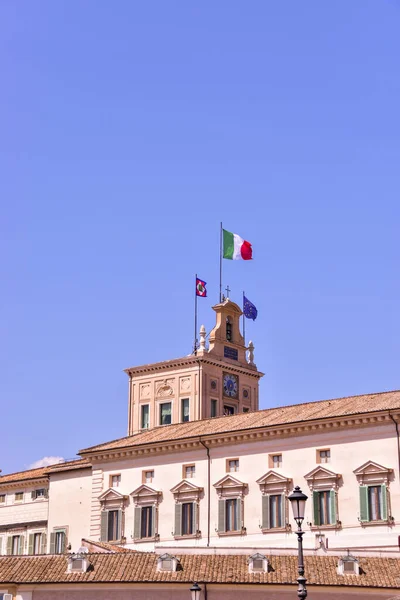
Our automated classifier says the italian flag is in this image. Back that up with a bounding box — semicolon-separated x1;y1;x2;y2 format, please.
223;229;253;260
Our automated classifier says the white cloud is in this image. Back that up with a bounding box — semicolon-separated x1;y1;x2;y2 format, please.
28;456;65;469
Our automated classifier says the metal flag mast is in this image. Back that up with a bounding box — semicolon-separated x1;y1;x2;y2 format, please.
194;273;198;355
243;290;246;347
219;222;223;302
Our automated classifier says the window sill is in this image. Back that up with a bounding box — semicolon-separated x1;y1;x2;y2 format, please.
310;524;341;531
174;532;201;540
261;526;291;534
359;519;395;527
217;529;246;537
133;535;160;543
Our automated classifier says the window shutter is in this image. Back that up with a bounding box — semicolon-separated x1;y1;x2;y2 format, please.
49;532;56;554
117;509;122;540
329;490;336;524
100;511;108;542
359;486;369;522
0;537;2;555
134;506;141;539
62;531;68;553
19;535;25;555
7;537;12;555
218;499;226;532
41;533;47;555
313;491;320;526
193;502;198;534
151;506;156;538
44;488;49;499
28;534;34;555
381;484;388;520
31;491;36;501
236;498;242;531
262;495;270;529
174;503;182;537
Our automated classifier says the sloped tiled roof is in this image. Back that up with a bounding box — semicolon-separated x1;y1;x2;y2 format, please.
0;553;399;589
81;539;135;553
80;390;400;454
0;466;49;485
48;458;91;473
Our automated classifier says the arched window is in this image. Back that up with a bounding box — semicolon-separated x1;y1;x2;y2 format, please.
226;317;232;342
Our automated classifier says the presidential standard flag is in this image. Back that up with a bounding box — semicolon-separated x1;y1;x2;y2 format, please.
223;229;253;260
243;295;258;320
196;277;207;297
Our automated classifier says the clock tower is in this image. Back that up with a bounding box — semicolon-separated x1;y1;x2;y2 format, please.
125;298;264;434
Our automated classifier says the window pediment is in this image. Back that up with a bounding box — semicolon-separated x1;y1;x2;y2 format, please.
130;484;162;506
170;480;203;502
256;470;292;494
98;488;127;507
304;466;341;491
213;475;247;498
353;461;393;485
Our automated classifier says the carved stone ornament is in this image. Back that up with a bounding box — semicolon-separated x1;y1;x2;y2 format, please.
140;384;151;398
180;377;191;392
156;379;174;398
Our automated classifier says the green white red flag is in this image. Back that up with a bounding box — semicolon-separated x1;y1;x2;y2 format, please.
223;229;252;260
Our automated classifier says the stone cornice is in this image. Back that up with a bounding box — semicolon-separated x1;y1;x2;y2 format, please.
0;477;49;491
85;410;399;464
124;355;263;379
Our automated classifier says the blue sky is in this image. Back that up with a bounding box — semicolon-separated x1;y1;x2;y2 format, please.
1;1;399;474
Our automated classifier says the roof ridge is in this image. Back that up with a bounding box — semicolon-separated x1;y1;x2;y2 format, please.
0;465;50;480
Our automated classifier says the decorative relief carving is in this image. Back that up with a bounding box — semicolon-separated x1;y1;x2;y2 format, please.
156;378;175;398
180;377;191;392
140;384;151;399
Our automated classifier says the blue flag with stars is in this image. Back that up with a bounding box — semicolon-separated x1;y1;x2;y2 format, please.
243;296;258;320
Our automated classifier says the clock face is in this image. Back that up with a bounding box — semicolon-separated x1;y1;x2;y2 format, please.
223;373;238;398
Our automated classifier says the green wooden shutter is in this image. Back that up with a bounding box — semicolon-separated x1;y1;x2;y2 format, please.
236;498;242;531
218;499;226;532
49;532;56;554
7;537;12;555
262;495;270;529
44;488;49;499
62;530;68;553
151;506;156;538
117;509;122;540
359;486;369;522
329;490;336;524
31;491;36;501
174;503;182;536
193;502;198;535
41;533;47;555
313;491;320;526
381;484;388;520
19;535;25;555
134;506;141;539
100;511;108;541
28;534;34;555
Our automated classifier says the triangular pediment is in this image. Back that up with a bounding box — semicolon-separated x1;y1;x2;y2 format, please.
304;466;340;481
213;474;247;489
170;480;203;494
130;484;159;498
256;470;291;486
98;488;125;502
353;460;392;476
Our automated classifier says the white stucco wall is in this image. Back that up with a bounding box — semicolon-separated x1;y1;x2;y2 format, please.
47;469;92;553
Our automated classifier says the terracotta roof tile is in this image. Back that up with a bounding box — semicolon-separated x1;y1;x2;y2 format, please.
0;553;399;589
0;466;49;485
48;458;91;473
80;390;400;454
81;539;135;553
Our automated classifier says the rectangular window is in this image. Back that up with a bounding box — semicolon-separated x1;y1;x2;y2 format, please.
14;492;23;502
269;494;283;528
182;502;194;535
110;474;121;488
143;470;154;484
107;510;120;541
368;486;382;521
33;533;42;555
318;449;331;464
35;489;45;498
243;407;249;413
141;404;150;429
223;405;235;416
181;398;190;422
12;535;20;555
270;454;282;468
160;402;172;425
211;399;217;417
55;531;65;554
183;464;195;478
313;491;334;525
225;499;238;531
227;459;239;473
141;506;153;538
0;495;5;504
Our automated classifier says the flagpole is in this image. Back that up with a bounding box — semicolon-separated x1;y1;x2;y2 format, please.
243;290;246;347
194;274;198;355
219;222;223;302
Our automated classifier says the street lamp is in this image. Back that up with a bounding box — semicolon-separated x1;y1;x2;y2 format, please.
288;486;308;600
190;581;202;600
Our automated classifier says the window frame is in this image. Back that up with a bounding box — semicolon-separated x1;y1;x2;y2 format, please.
109;474;121;488
181;398;190;422
269;454;282;468
14;492;24;503
226;458;239;473
142;470;155;484
159;401;172;426
317;448;331;464
183;464;195;479
140;404;150;430
211;399;218;418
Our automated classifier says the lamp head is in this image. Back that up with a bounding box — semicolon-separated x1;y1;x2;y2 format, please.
288;485;308;527
190;581;202;600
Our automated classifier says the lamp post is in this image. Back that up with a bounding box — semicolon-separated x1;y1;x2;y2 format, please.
190;581;202;600
288;485;308;600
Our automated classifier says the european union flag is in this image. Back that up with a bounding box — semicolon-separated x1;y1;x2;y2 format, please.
243;296;258;320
